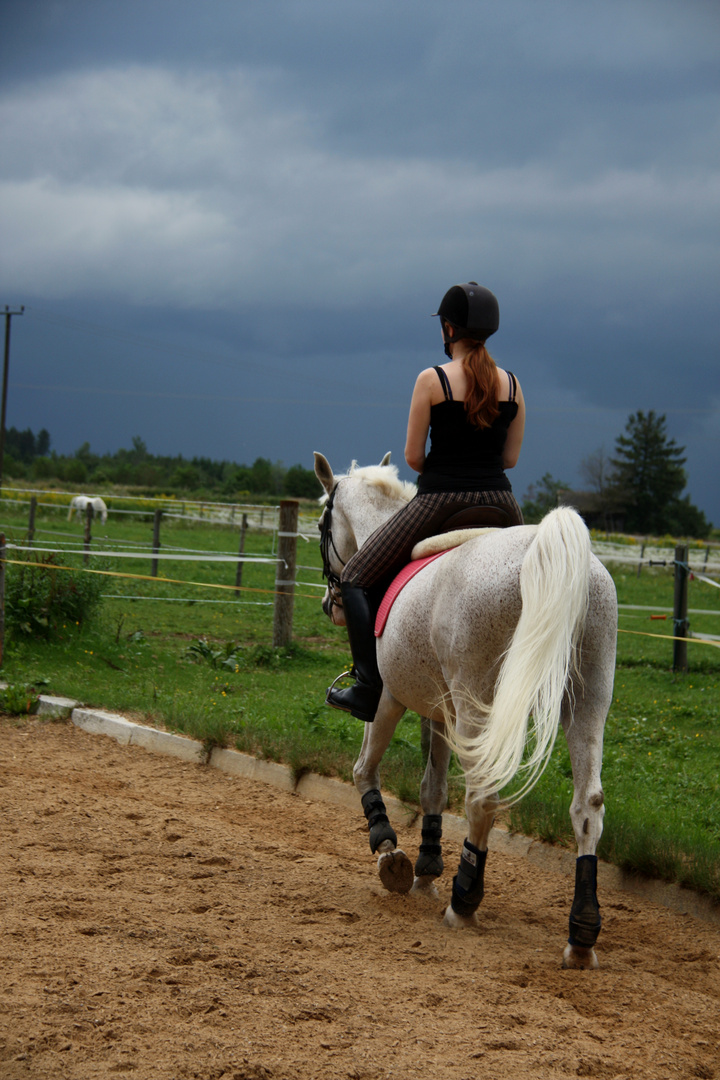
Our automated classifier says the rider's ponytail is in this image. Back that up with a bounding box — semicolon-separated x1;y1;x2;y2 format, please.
462;341;500;429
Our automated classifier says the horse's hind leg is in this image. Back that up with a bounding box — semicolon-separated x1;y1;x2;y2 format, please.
411;717;452;898
443;783;499;928
561;671;612;970
352;691;413;894
442;709;500;928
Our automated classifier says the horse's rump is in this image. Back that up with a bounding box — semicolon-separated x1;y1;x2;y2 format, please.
377;526;531;720
379;510;600;802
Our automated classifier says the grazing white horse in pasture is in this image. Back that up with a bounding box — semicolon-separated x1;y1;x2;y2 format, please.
315;452;617;969
68;495;108;524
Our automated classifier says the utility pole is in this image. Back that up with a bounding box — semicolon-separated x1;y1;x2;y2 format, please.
0;306;25;495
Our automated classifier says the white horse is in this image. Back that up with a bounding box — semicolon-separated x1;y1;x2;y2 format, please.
68;495;108;524
314;452;617;969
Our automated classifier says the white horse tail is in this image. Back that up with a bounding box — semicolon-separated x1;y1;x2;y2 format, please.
448;507;591;805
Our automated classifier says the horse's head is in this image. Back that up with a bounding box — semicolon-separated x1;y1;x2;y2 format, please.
313;451;415;626
92;497;108;523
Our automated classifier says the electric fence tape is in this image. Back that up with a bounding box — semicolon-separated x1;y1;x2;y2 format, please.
617;628;720;648
0;557;320;600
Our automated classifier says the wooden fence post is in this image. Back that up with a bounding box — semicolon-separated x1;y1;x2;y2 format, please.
27;496;37;547
673;543;689;673
151;509;162;577
83;502;93;565
0;533;5;668
235;513;248;595
273;500;298;648
636;540;645;577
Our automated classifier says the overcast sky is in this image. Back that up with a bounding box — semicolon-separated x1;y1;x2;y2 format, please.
1;0;718;524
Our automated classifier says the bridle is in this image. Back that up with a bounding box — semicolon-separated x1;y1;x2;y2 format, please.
318;481;347;614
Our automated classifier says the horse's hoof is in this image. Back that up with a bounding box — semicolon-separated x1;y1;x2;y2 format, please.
410;875;439;900
377;849;414;893
442;904;479;929
562;943;599;970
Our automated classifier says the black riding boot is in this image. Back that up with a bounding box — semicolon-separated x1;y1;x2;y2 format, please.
326;583;382;722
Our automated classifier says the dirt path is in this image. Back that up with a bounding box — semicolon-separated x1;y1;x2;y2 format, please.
1;716;718;1080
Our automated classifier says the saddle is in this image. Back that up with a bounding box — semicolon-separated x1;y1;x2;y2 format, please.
436;505;513;532
411;504;511;559
376;505;513;636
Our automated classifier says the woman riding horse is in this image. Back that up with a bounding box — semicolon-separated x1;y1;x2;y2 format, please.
326;282;526;722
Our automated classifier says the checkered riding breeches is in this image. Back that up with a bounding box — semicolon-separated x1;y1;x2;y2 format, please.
341;488;524;591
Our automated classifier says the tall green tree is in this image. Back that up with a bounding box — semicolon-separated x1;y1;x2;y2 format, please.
521;473;571;523
610;411;689;535
5;426;50;463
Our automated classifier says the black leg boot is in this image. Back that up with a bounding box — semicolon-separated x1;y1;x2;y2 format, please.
326;583;382;722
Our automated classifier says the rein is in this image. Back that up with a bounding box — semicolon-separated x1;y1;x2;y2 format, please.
318;481;347;611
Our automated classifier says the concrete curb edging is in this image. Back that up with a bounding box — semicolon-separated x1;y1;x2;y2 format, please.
31;694;720;927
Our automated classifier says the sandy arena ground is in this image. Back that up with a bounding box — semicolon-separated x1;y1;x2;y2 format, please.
1;716;719;1080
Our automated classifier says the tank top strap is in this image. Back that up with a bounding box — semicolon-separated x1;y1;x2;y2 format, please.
433;365;454;402
506;371;517;402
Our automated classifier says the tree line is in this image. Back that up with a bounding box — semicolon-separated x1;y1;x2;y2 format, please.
3;410;713;536
2;430;323;500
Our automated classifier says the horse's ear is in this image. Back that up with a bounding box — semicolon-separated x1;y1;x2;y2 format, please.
379;451;391;467
313;452;336;496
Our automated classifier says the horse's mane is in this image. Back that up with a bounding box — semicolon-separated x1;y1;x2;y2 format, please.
319;461;416;506
346;461;416;503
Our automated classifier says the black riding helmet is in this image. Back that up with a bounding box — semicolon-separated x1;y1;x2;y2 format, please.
433;282;499;358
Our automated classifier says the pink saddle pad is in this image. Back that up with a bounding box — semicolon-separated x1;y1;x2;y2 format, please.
374;551;448;637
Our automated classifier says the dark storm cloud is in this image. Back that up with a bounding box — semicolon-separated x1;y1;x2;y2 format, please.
0;0;717;520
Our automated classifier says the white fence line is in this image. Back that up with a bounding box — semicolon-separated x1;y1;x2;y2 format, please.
593;549;720;575
0;486;274;511
5;535;277;557
3;495;719;608
618;603;720;617
5;543;277;565
0;490;282;529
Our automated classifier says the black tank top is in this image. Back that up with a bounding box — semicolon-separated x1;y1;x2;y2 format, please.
417;367;519;493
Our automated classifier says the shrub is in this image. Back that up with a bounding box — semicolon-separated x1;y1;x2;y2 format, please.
31;456;55;480
62;459;88;484
5;554;105;638
0;683;41;715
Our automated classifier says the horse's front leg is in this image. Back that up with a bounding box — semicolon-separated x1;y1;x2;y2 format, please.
411;717;453;899
352;690;413;893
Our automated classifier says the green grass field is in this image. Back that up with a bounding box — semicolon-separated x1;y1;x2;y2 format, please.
1;501;719;899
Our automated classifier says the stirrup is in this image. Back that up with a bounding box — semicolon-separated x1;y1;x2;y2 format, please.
326;669;354;695
325;669;356;713
325;670;381;722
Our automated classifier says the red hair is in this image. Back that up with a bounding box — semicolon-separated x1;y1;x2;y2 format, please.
462;340;500;429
